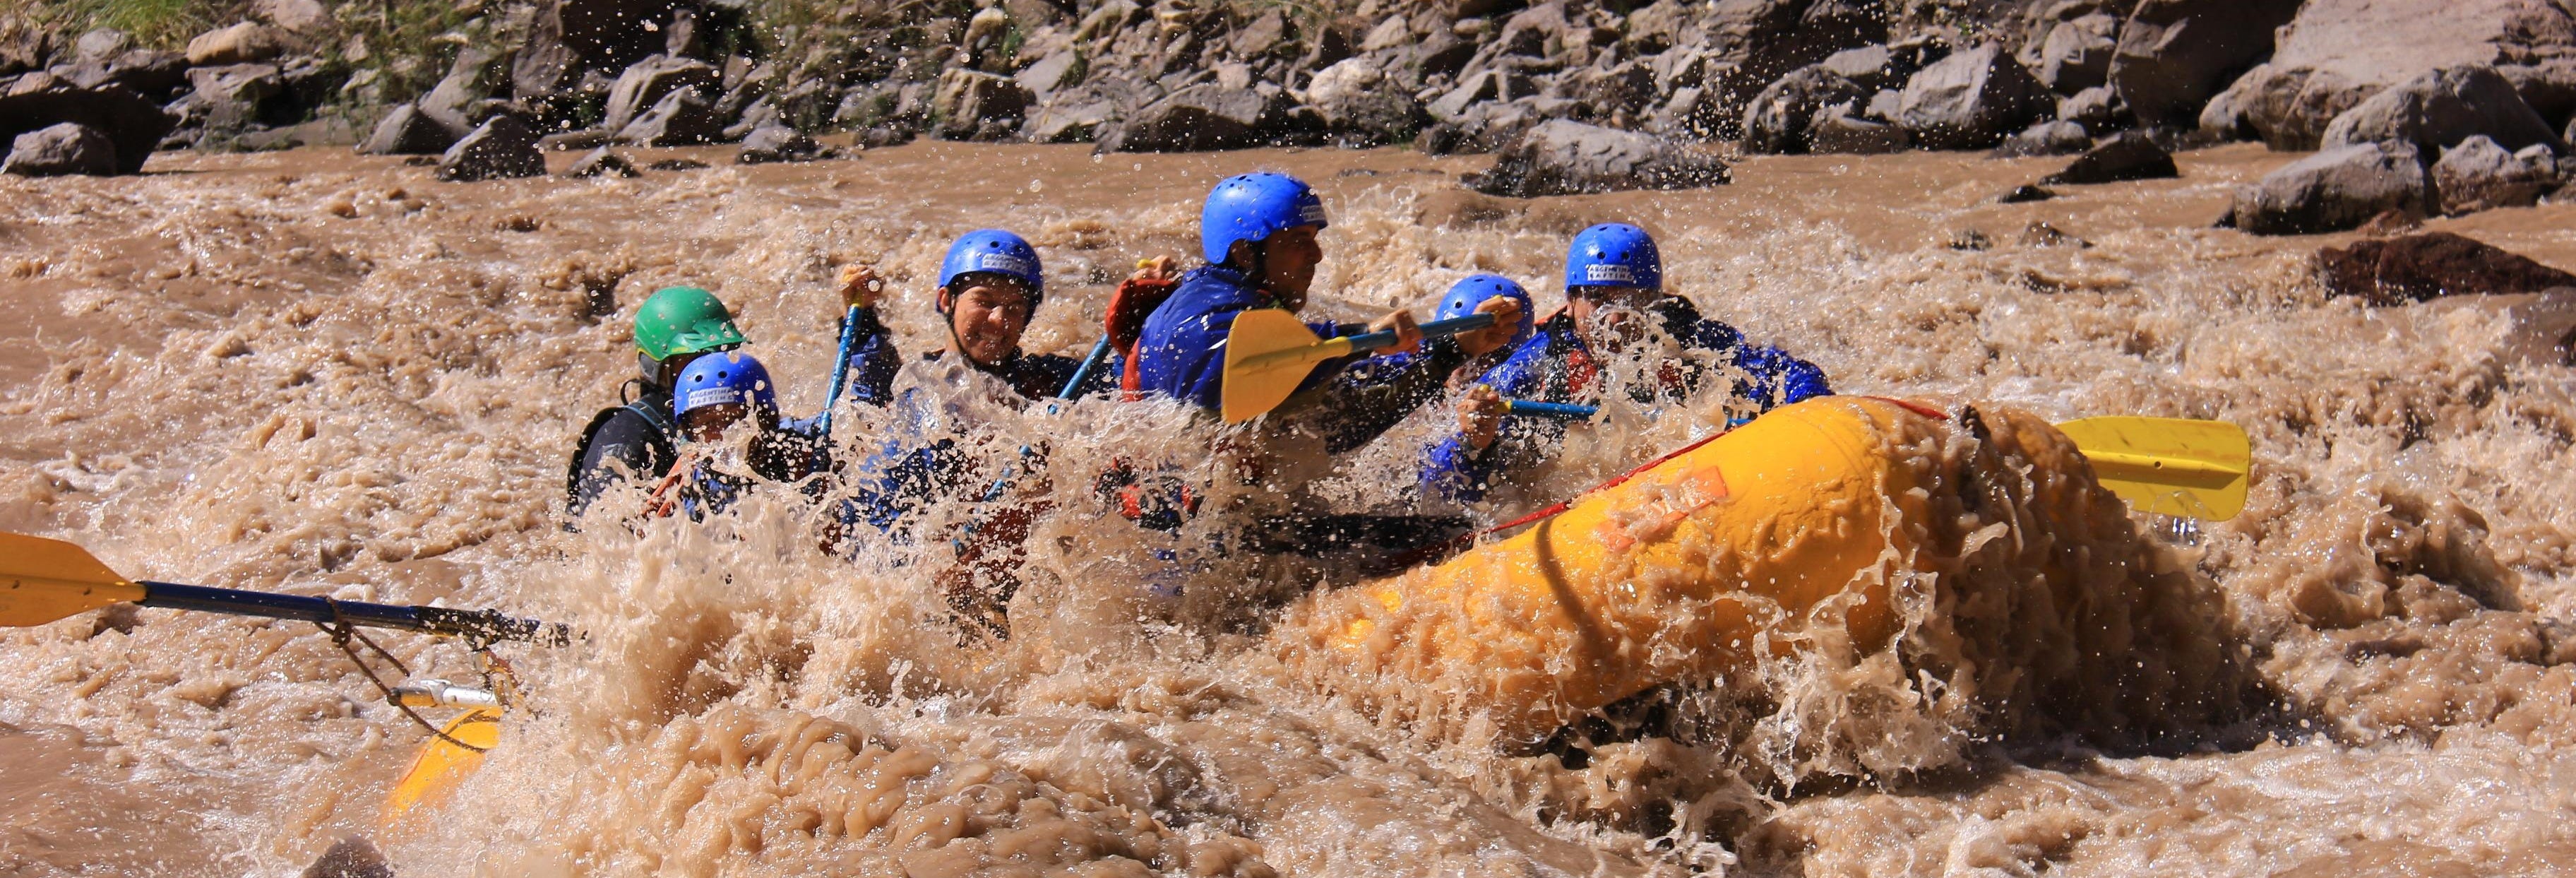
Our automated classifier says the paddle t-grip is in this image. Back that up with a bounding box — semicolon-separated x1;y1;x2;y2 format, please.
1342;313;1498;355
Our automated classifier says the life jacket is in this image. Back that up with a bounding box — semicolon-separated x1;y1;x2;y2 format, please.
564;384;678;512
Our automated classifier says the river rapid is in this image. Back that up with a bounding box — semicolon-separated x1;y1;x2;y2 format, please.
4;141;2575;877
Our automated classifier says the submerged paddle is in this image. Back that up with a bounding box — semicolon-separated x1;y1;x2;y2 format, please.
0;532;568;644
2056;415;2250;521
1220;309;1498;424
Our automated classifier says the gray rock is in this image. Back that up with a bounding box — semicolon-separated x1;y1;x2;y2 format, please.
1819;45;1908;91
1993;119;2092;158
184;22;287;67
2041;131;2179;184
418;48;501;136
102;49;188;101
2225;141;2430;235
73;29;131;65
4;122;117;176
1022;95;1113;143
1431;69;1538;121
438;115;546;182
0;75;175;174
1015;51;1084;99
1865;88;1903;121
1097;83;1312;152
2432;135;2558;214
2036;13;2120;94
1808;108;1909;154
1465;119;1729;197
2199;64;2380;150
614;88;721;146
513;0;694;102
357;104;456;155
1688;0;1889;137
1304;57;1426;147
1898;44;2051;150
735;124;823;163
1743;65;1871;154
2500;59;2576;134
934;69;1032;141
2322;65;2565;158
2059;85;2127;130
2108;0;2304;128
256;0;330;33
183;64;283;134
601;55;718;135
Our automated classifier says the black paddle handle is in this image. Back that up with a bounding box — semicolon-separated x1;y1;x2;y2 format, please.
138;581;569;646
1345;313;1498;355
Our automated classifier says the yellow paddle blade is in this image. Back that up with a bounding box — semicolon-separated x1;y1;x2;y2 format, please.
381;707;502;828
2056;416;2250;521
1220;308;1354;424
0;533;149;627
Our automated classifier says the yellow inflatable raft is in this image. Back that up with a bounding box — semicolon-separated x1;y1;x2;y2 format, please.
1279;396;1964;742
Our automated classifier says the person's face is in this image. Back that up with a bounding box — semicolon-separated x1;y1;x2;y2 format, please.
650;348;717;387
1258;225;1323;311
941;279;1034;367
1567;284;1662;345
682;403;746;442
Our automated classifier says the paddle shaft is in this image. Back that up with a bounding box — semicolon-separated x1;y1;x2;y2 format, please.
136;581;567;645
1503;400;1598;420
1350;312;1496;355
818;304;862;435
1059;336;1113;399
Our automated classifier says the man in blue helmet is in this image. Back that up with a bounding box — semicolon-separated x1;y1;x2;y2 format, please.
643;352;828;521
1131;172;1524;452
566;286;750;525
824;229;1113;412
1422;223;1834;504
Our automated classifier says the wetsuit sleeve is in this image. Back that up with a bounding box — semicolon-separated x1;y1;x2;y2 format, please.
1417;334;1555;504
1309;336;1470;454
1731;343;1834;410
569;409;664;517
841;307;902;408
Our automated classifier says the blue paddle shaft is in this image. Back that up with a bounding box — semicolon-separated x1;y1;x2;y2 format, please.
1344;313;1498;355
818;304;862;434
1060;336;1112;400
137;581;566;644
1504;400;1599;420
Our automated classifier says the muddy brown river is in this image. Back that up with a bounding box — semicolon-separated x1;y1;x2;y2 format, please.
3;140;2574;876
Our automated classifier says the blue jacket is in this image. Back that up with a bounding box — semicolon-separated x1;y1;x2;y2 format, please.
1133;265;1469;453
1423;299;1832;503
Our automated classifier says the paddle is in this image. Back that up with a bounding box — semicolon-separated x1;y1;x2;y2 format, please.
0;532;569;644
1504;400;1599;420
1220;309;1498;424
2055;415;2249;521
818;303;861;436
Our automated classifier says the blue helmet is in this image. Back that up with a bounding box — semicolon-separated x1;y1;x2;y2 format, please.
674;351;778;421
1564;223;1662;292
1200;172;1328;264
1437;273;1535;347
937;229;1045;310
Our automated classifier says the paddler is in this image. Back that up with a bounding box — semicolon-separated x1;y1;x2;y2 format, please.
1130;172;1525;453
643;351;829;521
827;229;1114;411
1423;223;1834;504
566;285;749;522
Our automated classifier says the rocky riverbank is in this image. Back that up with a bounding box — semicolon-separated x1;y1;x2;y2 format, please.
6;0;2576;229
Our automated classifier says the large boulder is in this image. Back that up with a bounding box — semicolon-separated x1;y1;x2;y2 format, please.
1304;57;1427;147
417;47;503;136
438;115;546;182
184;64;284;134
2322;65;2566;158
184;22;288;66
2316;232;2576;304
613;88;721;146
2040;131;2179;184
2224;141;2430;235
933;69;1031;141
1991;120;2092;158
2107;0;2304;129
1096;83;1315;153
1464;119;1729;197
357;104;456;155
2204;0;2576;148
1808;105;1909;153
4;121;117;176
735;124;823;163
98;49;189;101
2035;13;2121;94
513;0;696;102
0;74;177;174
2431;135;2561;214
600;54;717;134
1742;64;1872;154
1898;43;2052;150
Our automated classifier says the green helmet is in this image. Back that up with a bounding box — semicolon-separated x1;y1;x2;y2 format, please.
633;286;747;361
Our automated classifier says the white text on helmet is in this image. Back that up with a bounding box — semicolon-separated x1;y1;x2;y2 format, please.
974;253;1034;276
1585;264;1637;283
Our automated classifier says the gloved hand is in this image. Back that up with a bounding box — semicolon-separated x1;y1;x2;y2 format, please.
1456;384;1506;451
835;263;885;310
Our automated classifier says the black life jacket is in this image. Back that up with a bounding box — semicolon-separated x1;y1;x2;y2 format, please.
564;384;679;516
